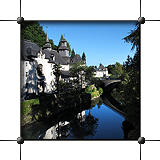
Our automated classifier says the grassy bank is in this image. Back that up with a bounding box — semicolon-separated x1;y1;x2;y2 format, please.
85;85;103;99
21;99;40;126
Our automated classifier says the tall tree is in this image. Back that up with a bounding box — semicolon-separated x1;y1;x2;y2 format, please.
120;23;140;139
85;66;96;85
109;62;123;78
69;62;86;90
21;21;46;47
71;49;75;58
21;21;57;50
123;22;140;53
52;63;62;97
82;52;86;61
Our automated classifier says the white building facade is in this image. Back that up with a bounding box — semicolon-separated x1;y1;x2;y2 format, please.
21;31;84;99
94;63;109;78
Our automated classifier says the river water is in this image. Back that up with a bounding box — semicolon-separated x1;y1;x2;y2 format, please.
22;96;125;139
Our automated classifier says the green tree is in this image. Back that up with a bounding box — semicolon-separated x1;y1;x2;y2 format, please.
52;63;62;97
69;62;86;90
71;49;75;58
21;21;46;47
21;21;57;50
123;22;139;53
85;66;95;85
121;23;140;139
82;52;86;61
109;62;123;79
121;22;140;108
98;87;103;95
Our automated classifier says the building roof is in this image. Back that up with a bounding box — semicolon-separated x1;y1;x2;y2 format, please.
61;70;71;78
99;63;105;69
58;46;70;50
21;39;40;61
46;29;49;43
42;50;67;65
61;38;67;42
21;39;85;67
96;63;108;71
70;54;83;64
62;56;70;64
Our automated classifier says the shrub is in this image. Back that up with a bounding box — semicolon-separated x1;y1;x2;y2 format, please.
93;88;96;92
99;87;103;95
85;86;90;93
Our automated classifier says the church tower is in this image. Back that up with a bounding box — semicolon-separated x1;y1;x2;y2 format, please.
43;29;52;51
58;38;69;57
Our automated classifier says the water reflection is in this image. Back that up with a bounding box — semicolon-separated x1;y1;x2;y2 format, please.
22;97;127;139
37;110;99;139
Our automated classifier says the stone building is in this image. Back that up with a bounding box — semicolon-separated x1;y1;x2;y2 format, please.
21;30;85;99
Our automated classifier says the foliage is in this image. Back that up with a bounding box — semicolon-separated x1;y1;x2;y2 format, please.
85;66;96;85
111;22;140;139
108;62;123;79
122;22;139;52
111;22;139;103
21;99;40;116
70;62;86;90
21;99;40;125
93;88;96;92
120;22;140;109
85;86;91;92
21;21;57;50
98;87;103;95
71;49;75;58
85;85;103;98
52;63;62;96
82;52;86;61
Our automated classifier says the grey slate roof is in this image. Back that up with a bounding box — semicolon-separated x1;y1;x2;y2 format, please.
61;70;71;78
42;50;67;65
21;39;40;61
58;46;70;50
22;39;68;65
61;38;67;42
97;63;107;71
62;56;70;64
99;64;105;70
70;54;83;64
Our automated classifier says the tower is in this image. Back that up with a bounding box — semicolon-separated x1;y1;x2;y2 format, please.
58;38;69;57
43;29;52;51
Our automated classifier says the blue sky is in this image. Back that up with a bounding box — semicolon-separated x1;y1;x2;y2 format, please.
39;21;137;67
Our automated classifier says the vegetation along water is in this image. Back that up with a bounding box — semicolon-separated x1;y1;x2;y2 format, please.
21;22;140;140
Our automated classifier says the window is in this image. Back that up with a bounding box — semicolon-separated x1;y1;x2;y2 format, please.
51;72;52;76
26;62;27;66
51;64;52;68
26;72;28;77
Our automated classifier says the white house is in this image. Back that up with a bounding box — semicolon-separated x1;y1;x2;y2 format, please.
94;63;110;78
21;30;85;99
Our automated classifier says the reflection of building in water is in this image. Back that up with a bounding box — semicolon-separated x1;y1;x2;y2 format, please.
77;110;85;122
43;121;70;139
38;110;85;139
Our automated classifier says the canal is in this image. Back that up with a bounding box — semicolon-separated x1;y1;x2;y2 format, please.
22;95;126;140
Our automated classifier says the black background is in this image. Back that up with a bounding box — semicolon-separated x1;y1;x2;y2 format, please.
0;0;160;159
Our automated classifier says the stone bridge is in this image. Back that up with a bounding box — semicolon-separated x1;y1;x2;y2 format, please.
103;97;125;117
101;79;121;87
101;79;124;116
